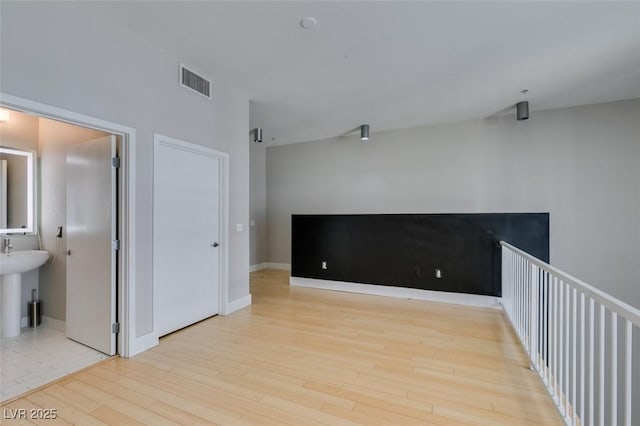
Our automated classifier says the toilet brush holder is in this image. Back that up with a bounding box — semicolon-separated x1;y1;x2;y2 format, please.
28;289;41;328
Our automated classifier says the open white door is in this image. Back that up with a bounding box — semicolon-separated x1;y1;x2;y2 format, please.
66;135;117;355
153;136;221;337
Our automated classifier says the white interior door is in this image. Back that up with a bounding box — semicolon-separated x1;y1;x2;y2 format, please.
153;136;221;337
66;135;117;355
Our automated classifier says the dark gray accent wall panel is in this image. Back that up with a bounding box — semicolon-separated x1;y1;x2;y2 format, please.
291;213;549;297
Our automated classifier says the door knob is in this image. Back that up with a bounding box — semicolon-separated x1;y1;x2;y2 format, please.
211;242;220;248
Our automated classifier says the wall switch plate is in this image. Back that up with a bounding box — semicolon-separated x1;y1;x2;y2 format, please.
435;269;442;279
321;261;327;270
250;220;255;226
236;224;243;232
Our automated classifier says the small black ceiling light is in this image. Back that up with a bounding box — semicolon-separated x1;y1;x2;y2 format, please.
252;127;263;143
360;124;370;141
516;101;529;121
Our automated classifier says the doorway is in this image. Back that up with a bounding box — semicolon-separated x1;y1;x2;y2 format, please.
0;93;137;359
0;108;125;401
153;134;227;336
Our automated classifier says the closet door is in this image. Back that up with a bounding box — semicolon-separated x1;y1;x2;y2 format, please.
153;135;221;336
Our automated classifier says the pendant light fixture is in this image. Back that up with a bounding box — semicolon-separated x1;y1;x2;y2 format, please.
516;101;529;121
252;127;263;143
360;124;370;141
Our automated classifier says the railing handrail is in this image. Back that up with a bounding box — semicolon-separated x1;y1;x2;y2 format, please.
500;241;640;327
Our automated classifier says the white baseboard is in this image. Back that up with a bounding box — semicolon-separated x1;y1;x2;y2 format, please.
250;263;266;272
42;316;65;331
225;294;252;314
128;332;159;358
20;315;65;330
250;262;291;272
290;276;501;309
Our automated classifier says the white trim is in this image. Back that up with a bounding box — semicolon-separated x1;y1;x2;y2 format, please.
252;262;291;271
0;92;139;357
128;332;159;356
19;316;65;331
152;133;230;326
225;294;252;314
290;276;501;309
42;316;65;331
249;263;264;272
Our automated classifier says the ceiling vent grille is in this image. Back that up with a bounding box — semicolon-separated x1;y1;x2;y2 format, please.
180;64;211;99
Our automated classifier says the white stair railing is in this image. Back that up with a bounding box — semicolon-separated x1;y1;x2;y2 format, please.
501;241;640;426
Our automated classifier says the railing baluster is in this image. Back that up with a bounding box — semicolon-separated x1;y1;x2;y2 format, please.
564;282;569;418
515;254;520;335
543;271;549;385
530;263;538;370
524;257;527;343
599;304;605;426
516;253;519;330
611;312;617;426
559;279;565;415
624;319;632;426
524;258;528;343
572;288;577;425
580;292;585;426
520;258;524;339
527;260;531;351
503;247;508;314
509;253;513;315
589;297;595;426
551;276;560;403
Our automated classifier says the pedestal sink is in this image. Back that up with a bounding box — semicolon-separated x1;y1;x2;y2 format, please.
0;250;49;338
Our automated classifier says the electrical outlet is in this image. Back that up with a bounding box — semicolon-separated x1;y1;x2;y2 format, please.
321;261;327;270
236;224;243;232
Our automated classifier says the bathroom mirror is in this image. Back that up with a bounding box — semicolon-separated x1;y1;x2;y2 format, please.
0;146;36;234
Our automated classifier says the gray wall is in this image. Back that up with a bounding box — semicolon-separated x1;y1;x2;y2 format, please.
267;99;640;308
250;138;267;266
1;2;250;339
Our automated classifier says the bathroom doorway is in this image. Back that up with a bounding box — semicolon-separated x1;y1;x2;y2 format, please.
0;101;133;402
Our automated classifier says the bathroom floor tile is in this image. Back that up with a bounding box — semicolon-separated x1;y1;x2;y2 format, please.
0;324;108;402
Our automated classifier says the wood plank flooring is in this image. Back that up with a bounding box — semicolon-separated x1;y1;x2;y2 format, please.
1;269;563;425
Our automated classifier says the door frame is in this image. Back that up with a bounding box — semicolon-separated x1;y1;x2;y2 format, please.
0;92;143;357
152;133;229;331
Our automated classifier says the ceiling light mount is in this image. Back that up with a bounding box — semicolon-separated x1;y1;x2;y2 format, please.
300;17;318;30
360;124;370;141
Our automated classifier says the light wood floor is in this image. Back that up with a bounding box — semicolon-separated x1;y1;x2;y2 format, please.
2;269;562;425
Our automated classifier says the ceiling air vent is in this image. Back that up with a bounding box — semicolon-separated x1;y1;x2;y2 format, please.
180;64;211;99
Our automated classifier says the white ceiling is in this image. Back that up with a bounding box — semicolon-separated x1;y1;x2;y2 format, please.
84;1;640;145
